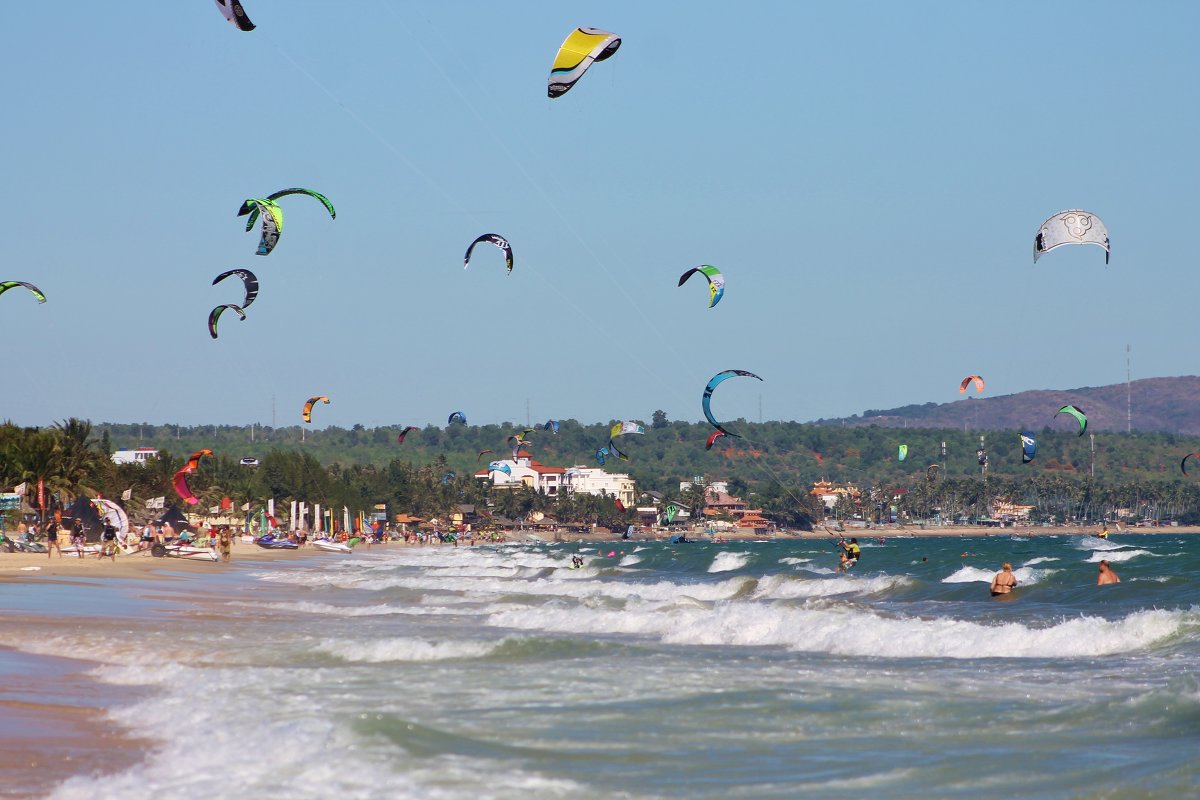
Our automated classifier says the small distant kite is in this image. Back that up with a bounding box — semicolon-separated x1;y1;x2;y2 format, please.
477;449;494;461
1034;210;1110;264
463;234;513;274
487;461;512;477
705;430;727;451
214;0;254;32
448;411;467;425
548;27;621;99
208;304;246;339
677;265;725;308
1021;433;1037;464
396;426;418;445
703;370;763;438
1055;405;1087;436
212;269;259;309
1181;453;1200;476
926;464;940;482
302;396;330;423
959;375;985;394
542;420;560;434
595;446;610;466
172;449;213;506
0;281;47;304
898;444;908;462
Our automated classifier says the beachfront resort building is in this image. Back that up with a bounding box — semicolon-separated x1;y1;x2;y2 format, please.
810;480;862;513
474;452;566;494
562;467;637;509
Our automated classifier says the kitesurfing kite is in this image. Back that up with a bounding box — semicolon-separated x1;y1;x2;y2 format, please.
238;189;335;256
548;27;621;99
607;421;644;462
172;449;213;506
926;464;940;482
302;396;330;423
898;444;908;462
703;370;763;437
1055;405;1087;436
0;281;46;304
463;234;513;274
448;411;467;425
677;265;725;308
1181;453;1200;476
214;0;254;31
212;269;259;309
238;199;283;256
542;420;560;434
443;471;456;484
595;446;610;466
477;449;494;460
487;461;512;477
959;375;985;394
1021;433;1037;464
208;304;246;339
396;426;418;445
1034;210;1110;264
705;430;727;451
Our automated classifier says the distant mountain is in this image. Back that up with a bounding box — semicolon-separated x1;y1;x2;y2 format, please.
811;376;1200;435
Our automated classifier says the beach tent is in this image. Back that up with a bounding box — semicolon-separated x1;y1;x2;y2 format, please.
64;496;104;542
156;505;192;532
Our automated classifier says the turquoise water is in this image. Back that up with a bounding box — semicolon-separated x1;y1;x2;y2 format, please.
2;534;1197;798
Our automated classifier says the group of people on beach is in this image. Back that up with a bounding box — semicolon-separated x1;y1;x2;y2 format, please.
990;558;1119;597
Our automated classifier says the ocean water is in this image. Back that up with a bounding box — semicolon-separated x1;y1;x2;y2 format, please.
2;534;1198;799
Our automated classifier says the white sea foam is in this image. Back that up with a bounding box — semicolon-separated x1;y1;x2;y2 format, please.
943;565;1058;585
1077;536;1129;551
315;636;505;663
779;557;813;565
1022;556;1060;566
618;554;643;567
1084;549;1152;563
486;601;1195;659
708;551;750;573
753;573;910;599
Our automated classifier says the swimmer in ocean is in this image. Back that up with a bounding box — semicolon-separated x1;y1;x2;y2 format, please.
990;562;1017;597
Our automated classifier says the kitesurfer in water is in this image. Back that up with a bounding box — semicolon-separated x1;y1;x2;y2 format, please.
990;562;1017;597
840;537;860;566
1098;524;1109;539
1097;560;1120;585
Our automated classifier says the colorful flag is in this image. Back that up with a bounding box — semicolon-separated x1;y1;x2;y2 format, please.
13;482;27;496
121;488;133;501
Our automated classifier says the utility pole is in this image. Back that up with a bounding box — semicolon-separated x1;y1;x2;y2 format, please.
758;394;762;424
526;398;531;428
1090;433;1096;478
272;394;276;430
1126;344;1132;434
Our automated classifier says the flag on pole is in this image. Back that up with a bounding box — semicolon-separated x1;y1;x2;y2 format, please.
13;482;27;496
241;502;250;511
121;488;133;501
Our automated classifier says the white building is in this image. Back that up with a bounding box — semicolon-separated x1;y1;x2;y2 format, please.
111;448;159;465
679;478;729;495
564;466;636;508
475;452;566;495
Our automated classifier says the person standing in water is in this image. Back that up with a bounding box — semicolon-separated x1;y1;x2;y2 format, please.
1097;560;1120;585
990;562;1017;597
1098;523;1109;539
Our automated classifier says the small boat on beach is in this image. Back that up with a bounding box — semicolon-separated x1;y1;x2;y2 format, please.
255;534;299;550
312;538;352;553
150;542;219;562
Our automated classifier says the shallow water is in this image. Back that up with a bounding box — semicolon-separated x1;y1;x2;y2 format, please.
2;534;1197;799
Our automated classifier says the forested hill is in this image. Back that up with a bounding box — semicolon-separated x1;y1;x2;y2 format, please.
814;376;1200;435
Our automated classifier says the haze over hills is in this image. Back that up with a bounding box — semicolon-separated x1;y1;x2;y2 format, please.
811;376;1200;435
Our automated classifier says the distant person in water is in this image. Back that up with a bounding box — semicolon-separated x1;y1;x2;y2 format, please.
990;562;1017;597
1097;560;1120;585
1098;524;1109;539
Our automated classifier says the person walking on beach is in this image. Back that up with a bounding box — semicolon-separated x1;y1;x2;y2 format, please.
101;521;118;561
219;527;232;563
1097;560;1120;585
990;562;1017;597
44;519;62;558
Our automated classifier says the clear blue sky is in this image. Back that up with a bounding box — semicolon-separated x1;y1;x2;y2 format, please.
2;2;1196;430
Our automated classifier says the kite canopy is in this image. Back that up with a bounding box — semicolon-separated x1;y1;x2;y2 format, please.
678;265;725;308
542;420;560;434
926;464;940;481
212;269;259;309
208;304;246;339
548;27;621;98
239;199;283;256
172;449;213;506
1034;210;1110;264
1055;405;1087;436
396;426;418;445
463;234;513;274
703;370;763;438
214;0;254;32
1021;433;1037;464
240;189;335;232
0;281;47;304
959;375;985;394
302;396;330;423
898;444;908;463
448;411;467;425
1182;453;1200;476
705;430;727;451
477;449;494;460
487;461;512;477
594;446;610;466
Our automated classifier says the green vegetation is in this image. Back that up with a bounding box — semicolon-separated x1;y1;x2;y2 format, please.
5;416;1200;528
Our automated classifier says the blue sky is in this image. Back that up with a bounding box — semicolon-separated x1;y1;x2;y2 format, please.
2;2;1196;430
